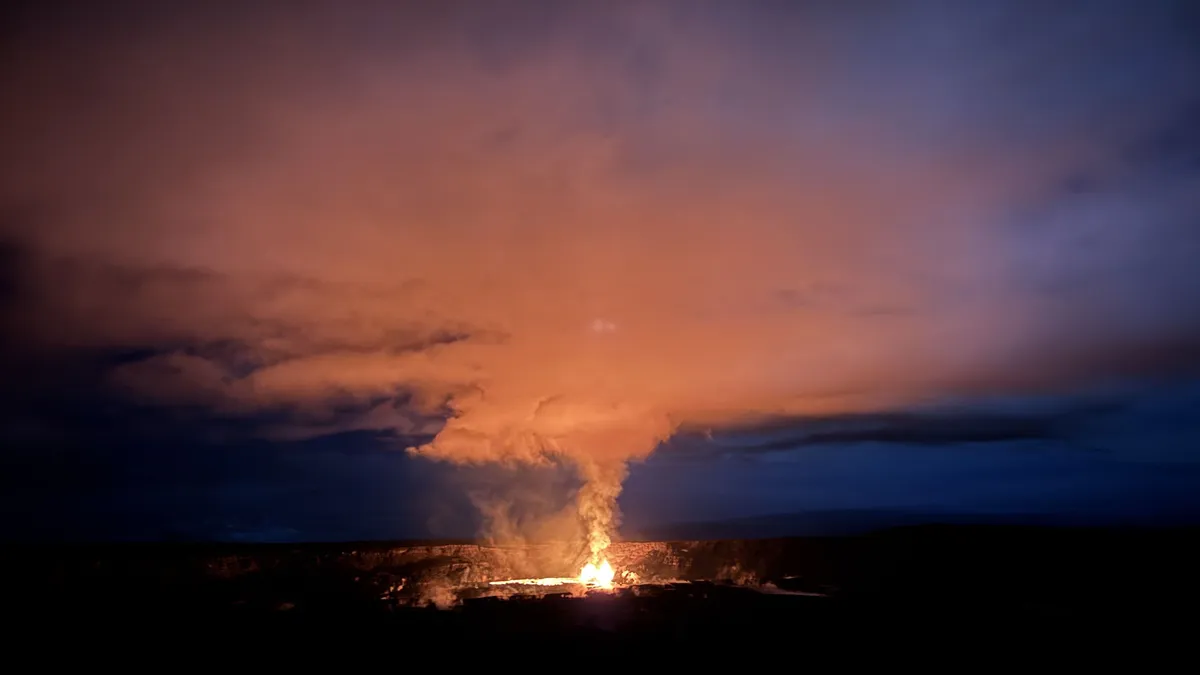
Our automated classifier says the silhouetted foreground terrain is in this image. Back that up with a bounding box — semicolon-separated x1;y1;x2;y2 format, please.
3;525;1196;656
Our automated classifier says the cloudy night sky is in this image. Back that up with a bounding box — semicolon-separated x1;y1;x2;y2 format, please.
2;0;1199;542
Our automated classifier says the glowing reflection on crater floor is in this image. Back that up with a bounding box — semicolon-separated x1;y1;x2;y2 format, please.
489;557;627;589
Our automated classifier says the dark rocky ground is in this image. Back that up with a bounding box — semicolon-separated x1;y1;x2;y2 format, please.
3;525;1197;660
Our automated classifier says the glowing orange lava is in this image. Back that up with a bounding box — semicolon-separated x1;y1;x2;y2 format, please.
578;558;615;588
487;557;618;589
487;576;579;586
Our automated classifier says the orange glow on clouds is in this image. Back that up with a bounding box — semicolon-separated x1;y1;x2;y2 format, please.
4;1;1196;550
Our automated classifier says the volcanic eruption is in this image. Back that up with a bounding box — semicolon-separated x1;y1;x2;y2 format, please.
3;1;1195;594
409;374;676;584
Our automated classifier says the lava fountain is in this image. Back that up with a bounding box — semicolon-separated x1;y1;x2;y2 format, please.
578;558;615;588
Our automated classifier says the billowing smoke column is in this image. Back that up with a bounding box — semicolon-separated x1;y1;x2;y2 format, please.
410;389;675;565
575;460;626;563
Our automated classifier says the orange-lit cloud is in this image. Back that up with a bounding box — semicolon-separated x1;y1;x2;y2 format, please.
3;1;1199;538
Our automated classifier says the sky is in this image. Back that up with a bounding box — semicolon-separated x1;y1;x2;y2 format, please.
2;0;1199;542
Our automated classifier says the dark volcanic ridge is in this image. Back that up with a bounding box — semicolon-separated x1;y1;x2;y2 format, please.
8;524;1200;617
5;527;1198;656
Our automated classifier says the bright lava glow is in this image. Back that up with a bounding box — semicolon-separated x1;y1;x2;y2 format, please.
487;558;617;589
487;577;579;586
578;558;615;588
